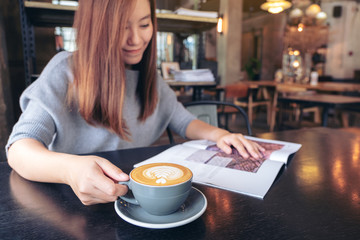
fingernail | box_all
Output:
[119,173,128,179]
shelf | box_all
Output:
[156,12,217,34]
[24,1,218,33]
[24,1,76,27]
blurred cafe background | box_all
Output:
[1,0,360,159]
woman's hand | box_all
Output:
[216,132,265,159]
[8,139,129,206]
[185,119,265,159]
[66,155,129,205]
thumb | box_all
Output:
[95,158,129,182]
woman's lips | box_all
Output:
[123,48,141,55]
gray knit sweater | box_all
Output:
[6,51,195,155]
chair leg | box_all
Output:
[294,105,301,121]
[269,90,279,132]
[248,91,253,125]
[341,112,349,128]
[313,108,321,124]
[231,113,236,122]
[278,103,284,130]
[266,102,271,125]
[248,107,253,125]
[297,107,304,128]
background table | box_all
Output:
[1,127,360,239]
[242,81,360,131]
[243,80,360,93]
[278,93,360,126]
[166,80,217,101]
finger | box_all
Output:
[237,136,264,159]
[75,183,113,205]
[95,157,129,182]
[114,183,129,196]
[94,184,128,201]
[252,142,266,158]
[78,160,127,199]
[79,181,128,205]
[254,141,266,152]
[218,134,250,158]
[78,189,115,205]
[228,138,250,159]
[91,170,129,198]
[216,139,233,154]
[81,194,116,205]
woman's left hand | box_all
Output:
[185,119,265,159]
[216,133,265,159]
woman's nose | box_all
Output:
[127,28,141,45]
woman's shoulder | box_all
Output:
[44,51,73,74]
[38,51,73,83]
[21,52,74,102]
[50,50,72,61]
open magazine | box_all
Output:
[135,136,302,199]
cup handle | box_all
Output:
[118,181,139,205]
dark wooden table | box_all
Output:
[278,93,360,126]
[1,127,360,239]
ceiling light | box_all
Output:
[261,0,292,14]
[289,8,304,19]
[305,4,321,18]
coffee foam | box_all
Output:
[131,163,192,186]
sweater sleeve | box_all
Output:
[6,101,56,149]
[5,52,72,156]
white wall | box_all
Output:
[322,0,360,79]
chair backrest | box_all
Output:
[185,104,218,127]
[183,101,252,135]
[224,83,249,100]
[166,100,252,144]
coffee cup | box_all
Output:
[118,163,193,216]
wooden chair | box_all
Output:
[166,100,252,144]
[224,83,271,126]
[337,91,360,127]
[274,85,321,129]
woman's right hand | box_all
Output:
[65,155,129,205]
[8,138,129,205]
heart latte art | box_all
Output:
[131,163,192,186]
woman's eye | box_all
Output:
[141,24,150,28]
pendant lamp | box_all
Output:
[260,0,292,14]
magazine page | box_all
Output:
[182,137,301,164]
[134,138,301,198]
[245,136,302,164]
[182,139,215,149]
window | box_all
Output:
[52,1,78,52]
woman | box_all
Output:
[6,0,264,205]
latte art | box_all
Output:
[131,163,192,186]
[143,166,184,184]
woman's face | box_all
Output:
[122,0,153,66]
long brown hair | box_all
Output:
[70,0,158,141]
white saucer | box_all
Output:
[114,187,207,229]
